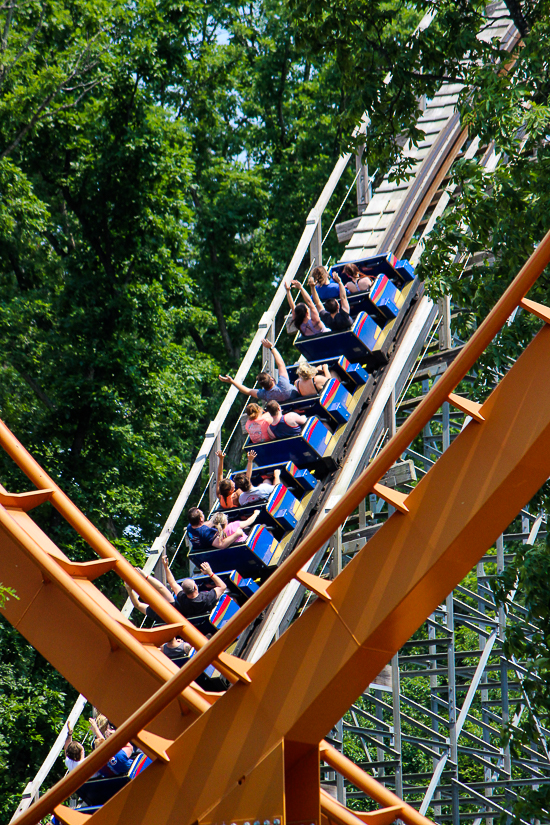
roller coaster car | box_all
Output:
[189,523,279,579]
[248,461,319,496]
[208,483,302,538]
[294,312,389,370]
[183,593,242,638]
[330,251,415,289]
[287,356,369,390]
[74,752,152,809]
[281,378,360,427]
[245,416,340,471]
[193,568,259,605]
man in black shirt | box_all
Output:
[124,557,227,624]
[311,272,353,332]
[174,563,227,619]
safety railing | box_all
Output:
[11,219,550,825]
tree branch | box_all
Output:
[7,361,57,410]
[502,0,530,38]
[0,5,44,89]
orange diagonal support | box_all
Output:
[321,791,402,825]
[16,311,550,825]
[320,741,432,825]
[0,427,247,685]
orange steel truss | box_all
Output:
[2,230,550,825]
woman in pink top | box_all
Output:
[245,403,273,443]
[212,510,260,544]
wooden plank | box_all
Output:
[335,217,361,244]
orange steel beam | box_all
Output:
[0,419,248,685]
[320,742,433,825]
[0,503,211,725]
[14,297,550,824]
[320,789,401,825]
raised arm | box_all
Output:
[140,571,176,604]
[291,280,315,310]
[273,468,281,486]
[215,449,225,495]
[64,723,74,755]
[261,339,288,379]
[240,509,260,529]
[161,555,182,596]
[200,562,227,599]
[89,717,104,744]
[218,375,259,399]
[333,273,350,313]
[291,280,322,326]
[123,582,148,616]
[246,449,257,481]
[285,281,296,313]
[308,277,324,312]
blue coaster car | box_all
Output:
[395,258,415,285]
[369,274,401,322]
[247,416,335,469]
[318,378,354,425]
[189,524,279,579]
[187,594,242,637]
[210,593,241,629]
[193,568,259,605]
[287,356,368,391]
[336,356,369,386]
[247,461,318,497]
[265,483,301,531]
[282,461,318,493]
[281,378,353,427]
[330,251,397,282]
[212,483,301,538]
[294,313,388,370]
[74,752,152,809]
[330,251,415,289]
